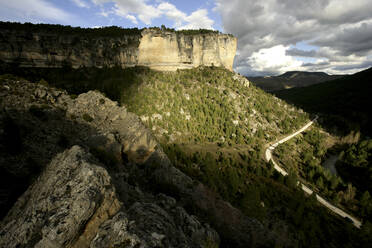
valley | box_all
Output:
[0,20,371,248]
[265,116,361,228]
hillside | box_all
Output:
[248,71,343,92]
[2,65,372,247]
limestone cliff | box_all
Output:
[0,22,237,71]
[137,29,236,71]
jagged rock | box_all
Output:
[233,73,250,87]
[0,79,221,247]
[91,193,219,248]
[0,145,220,248]
[125,199,219,247]
[0,78,285,247]
[67,90,158,164]
[90,212,142,248]
[0,146,121,248]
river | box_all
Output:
[322,154,339,176]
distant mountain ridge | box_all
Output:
[274,67,372,135]
[279,71,329,78]
[247,71,343,91]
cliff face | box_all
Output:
[137,29,236,71]
[0,26,237,71]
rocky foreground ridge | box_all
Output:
[0,22,237,71]
[0,77,280,247]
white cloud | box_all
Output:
[244,45,304,75]
[0,0,74,23]
[92,0,161,25]
[115,1,161,25]
[99,8,114,17]
[71,0,89,8]
[158,2,186,27]
[91,0,214,29]
[178,9,214,30]
[126,14,138,24]
[216,0,372,75]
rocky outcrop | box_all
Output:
[0,77,283,247]
[233,73,250,88]
[0,78,219,247]
[0,145,219,247]
[0,146,121,248]
[0,23,237,71]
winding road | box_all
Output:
[265,117,362,228]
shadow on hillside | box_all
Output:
[272,67,372,138]
[0,106,124,219]
[0,62,149,106]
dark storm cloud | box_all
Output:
[286,49,318,58]
[333,60,372,71]
[215,0,372,75]
[303,61,330,67]
[313,22,372,55]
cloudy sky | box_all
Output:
[1,0,372,76]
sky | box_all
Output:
[0,0,372,76]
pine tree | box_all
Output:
[316,177,324,190]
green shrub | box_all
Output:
[82,113,94,122]
[202,237,219,248]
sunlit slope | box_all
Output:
[121,66,310,147]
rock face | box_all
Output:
[0,23,237,71]
[0,146,121,248]
[0,77,283,247]
[0,146,219,248]
[137,29,236,71]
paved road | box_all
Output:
[264,117,362,228]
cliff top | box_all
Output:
[0,21,234,38]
